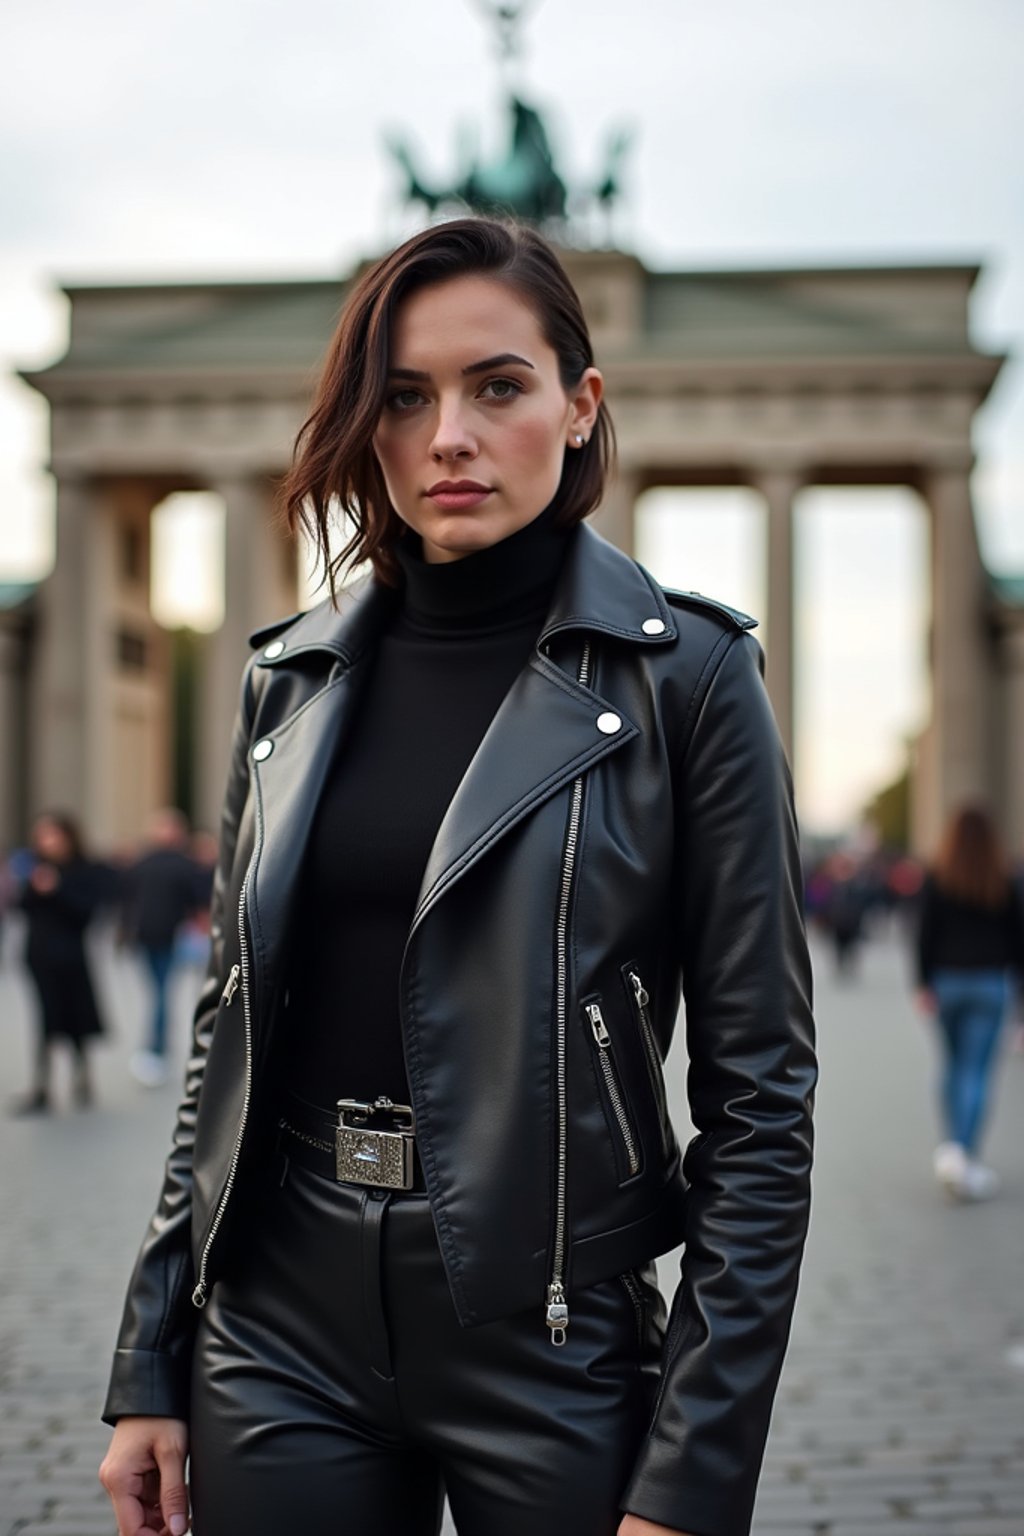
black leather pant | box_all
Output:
[189,1128,667,1535]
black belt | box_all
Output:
[275,1088,428,1193]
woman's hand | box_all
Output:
[99,1417,190,1536]
[618,1516,696,1536]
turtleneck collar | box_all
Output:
[392,501,572,635]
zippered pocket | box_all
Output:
[619,1268,647,1349]
[582,996,641,1182]
[622,963,670,1157]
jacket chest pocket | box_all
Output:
[580,995,643,1184]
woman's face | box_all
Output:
[34,817,71,862]
[372,274,602,563]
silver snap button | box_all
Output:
[641,617,666,636]
[252,738,274,761]
[596,712,622,735]
[263,639,285,659]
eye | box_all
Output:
[479,377,523,402]
[385,387,427,412]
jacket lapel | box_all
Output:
[410,524,677,928]
[247,665,366,993]
[243,523,678,963]
[244,576,397,992]
[411,650,636,930]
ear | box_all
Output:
[567,367,604,448]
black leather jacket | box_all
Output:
[103,523,816,1536]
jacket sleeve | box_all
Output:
[622,631,817,1536]
[101,658,260,1425]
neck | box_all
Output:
[394,504,571,635]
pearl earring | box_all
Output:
[575,433,585,446]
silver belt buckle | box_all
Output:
[335,1097,416,1190]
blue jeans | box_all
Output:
[931,969,1011,1153]
[141,945,176,1058]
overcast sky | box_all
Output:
[2,0,1021,834]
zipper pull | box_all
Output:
[191,1280,208,1309]
[221,963,241,1006]
[586,1001,610,1046]
[545,1281,569,1346]
[628,970,649,1009]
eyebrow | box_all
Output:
[387,353,536,381]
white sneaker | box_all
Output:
[933,1142,968,1196]
[960,1161,1000,1201]
[130,1050,168,1088]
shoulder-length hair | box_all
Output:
[279,218,615,597]
[932,803,1010,908]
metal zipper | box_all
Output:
[221,963,240,1006]
[278,1117,332,1155]
[545,639,591,1348]
[585,1001,639,1177]
[192,803,262,1309]
[620,1268,646,1347]
[627,967,670,1154]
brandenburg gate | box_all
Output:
[20,253,1022,854]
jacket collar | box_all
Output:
[536,522,676,649]
[249,523,677,672]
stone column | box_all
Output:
[920,463,992,853]
[592,466,638,556]
[81,482,123,847]
[197,476,299,832]
[30,476,169,850]
[753,468,801,766]
[30,474,92,824]
[0,607,32,848]
[997,625,1024,858]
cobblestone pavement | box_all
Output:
[1,916,1022,1535]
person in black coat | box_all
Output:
[120,808,202,1087]
[10,810,107,1114]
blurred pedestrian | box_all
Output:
[915,803,1024,1200]
[121,807,202,1087]
[823,852,869,978]
[172,828,217,974]
[8,810,107,1115]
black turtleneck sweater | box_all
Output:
[282,508,570,1107]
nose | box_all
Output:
[429,397,478,463]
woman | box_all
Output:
[916,803,1024,1200]
[10,810,106,1113]
[99,219,816,1536]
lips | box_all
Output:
[425,479,493,511]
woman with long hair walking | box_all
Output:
[917,803,1024,1199]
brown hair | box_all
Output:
[279,218,615,596]
[932,803,1010,908]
